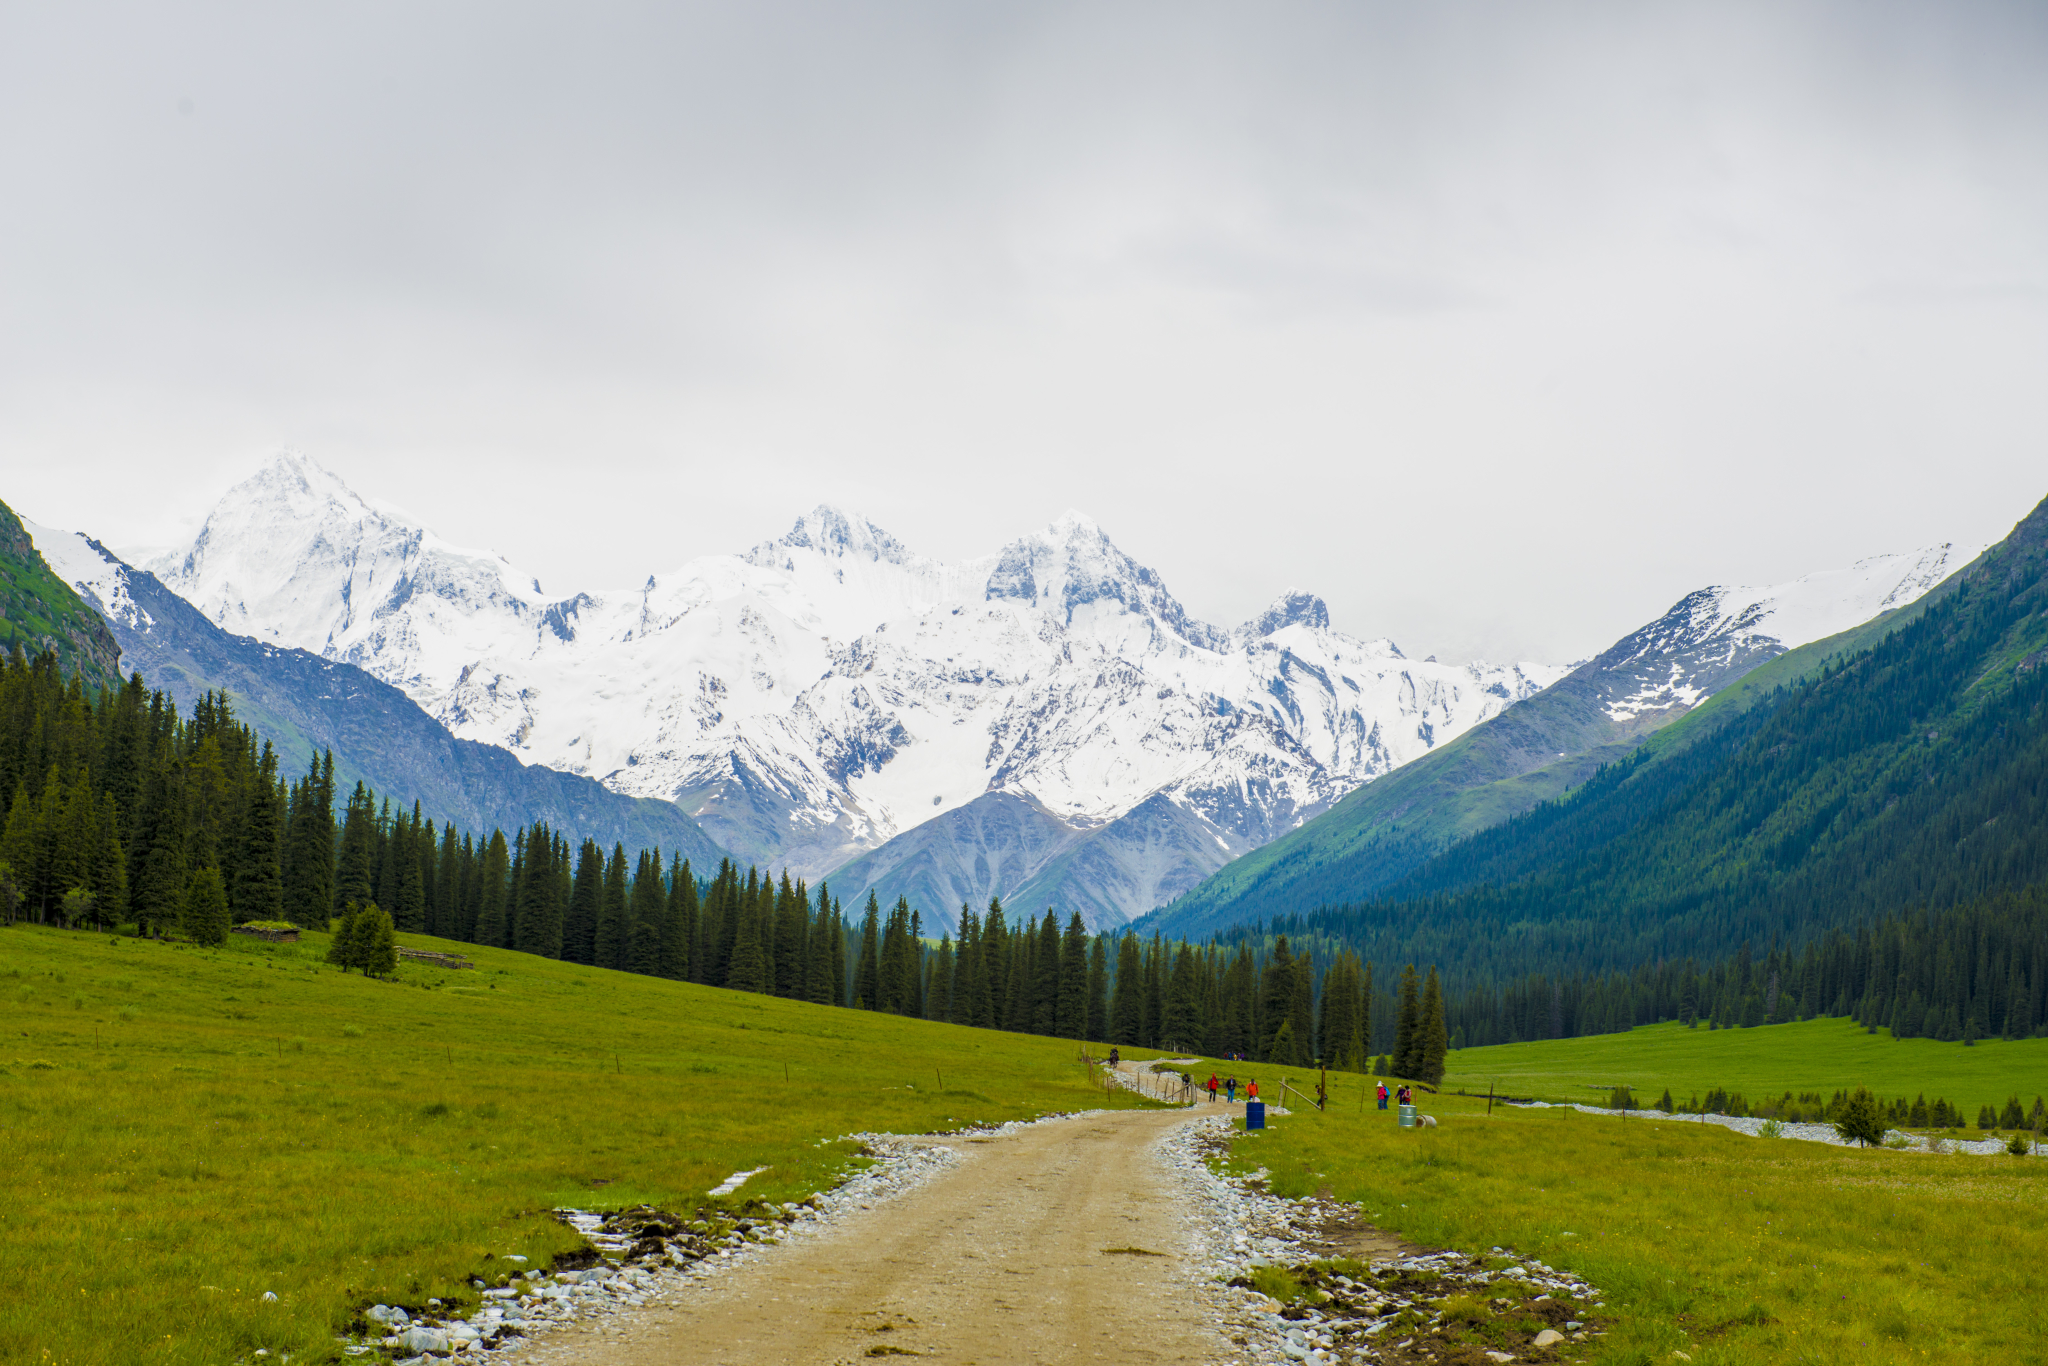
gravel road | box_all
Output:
[519,1107,1227,1366]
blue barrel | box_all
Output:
[1245,1100,1266,1130]
[1399,1103,1417,1128]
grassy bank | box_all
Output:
[0,923,1146,1366]
[1441,1018,2048,1111]
[1230,1084,2047,1365]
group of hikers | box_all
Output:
[1192,1071,1417,1111]
[1107,1049,1415,1115]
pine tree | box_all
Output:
[474,830,512,948]
[726,869,768,993]
[1259,937,1297,1062]
[628,849,665,975]
[562,839,603,964]
[853,893,881,1009]
[1084,936,1108,1044]
[663,856,695,980]
[181,865,229,946]
[1417,967,1448,1085]
[333,783,377,913]
[1393,965,1421,1078]
[592,843,628,969]
[1057,912,1089,1039]
[1835,1086,1886,1147]
[327,902,364,970]
[1110,933,1143,1045]
[358,902,398,978]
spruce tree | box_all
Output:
[474,830,512,948]
[1393,965,1421,1078]
[1835,1086,1886,1147]
[1056,912,1088,1039]
[1084,936,1108,1043]
[628,849,665,975]
[1258,937,1297,1061]
[592,843,628,969]
[358,903,398,978]
[326,902,363,970]
[562,839,603,964]
[854,892,881,1009]
[663,856,694,980]
[181,865,230,946]
[1418,967,1448,1085]
[726,873,768,993]
[1110,933,1143,1045]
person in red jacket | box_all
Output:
[1207,1073,1220,1103]
[1246,1079,1259,1102]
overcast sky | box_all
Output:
[3,2,2043,663]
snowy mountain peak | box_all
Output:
[752,505,914,568]
[982,513,1219,648]
[1242,589,1332,639]
[1593,539,1980,724]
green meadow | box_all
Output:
[1440,1018,2048,1112]
[0,924,1148,1366]
[1226,1078,2048,1366]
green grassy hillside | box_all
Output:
[1441,1017,2048,1112]
[0,923,1148,1366]
[0,497,120,691]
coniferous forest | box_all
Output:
[0,646,1437,1077]
[7,487,2047,1081]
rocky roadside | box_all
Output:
[1160,1117,1609,1365]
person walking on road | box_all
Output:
[1246,1079,1260,1103]
[1225,1075,1238,1103]
[1207,1074,1220,1103]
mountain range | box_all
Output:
[140,454,1568,928]
[15,452,1980,937]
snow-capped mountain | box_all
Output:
[148,455,1568,922]
[24,515,727,862]
[1589,545,1976,725]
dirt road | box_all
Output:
[521,1107,1226,1366]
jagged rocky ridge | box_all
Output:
[144,455,1566,929]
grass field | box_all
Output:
[0,923,1149,1366]
[1441,1018,2048,1113]
[1225,1079,2048,1366]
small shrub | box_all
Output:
[28,1059,56,1070]
[71,993,86,1010]
[2007,1132,2034,1157]
[116,1006,138,1021]
[288,1036,306,1052]
[340,1024,363,1039]
[1758,1118,1784,1138]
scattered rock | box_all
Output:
[1534,1326,1565,1346]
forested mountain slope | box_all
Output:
[1264,490,2048,984]
[0,499,121,692]
[1142,542,1972,940]
[22,520,725,863]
